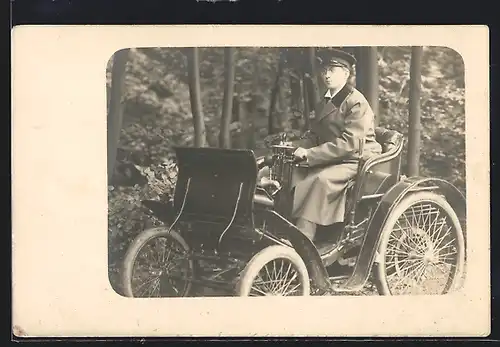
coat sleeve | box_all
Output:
[305,99,372,167]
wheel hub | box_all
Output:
[423,250,438,264]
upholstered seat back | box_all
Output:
[349,127,404,203]
[375,127,403,154]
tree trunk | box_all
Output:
[302,73,311,131]
[407,46,423,176]
[355,47,364,90]
[246,54,260,149]
[219,47,236,148]
[305,47,322,117]
[288,47,304,130]
[289,70,303,130]
[278,75,288,131]
[355,47,380,125]
[268,50,285,135]
[235,95,248,149]
[107,49,129,185]
[186,47,207,147]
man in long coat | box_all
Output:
[290,49,382,242]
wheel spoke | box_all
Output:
[381,197,464,296]
[406,263,428,295]
[272,261,287,293]
[253,274,272,293]
[430,219,447,245]
[135,275,160,296]
[264,263,273,288]
[160,238,168,264]
[411,205,417,228]
[434,259,456,269]
[386,256,422,273]
[245,252,307,297]
[395,220,419,250]
[283,282,301,296]
[281,262,292,289]
[250,286,269,296]
[150,278,161,297]
[433,233,455,253]
[436,249,457,259]
[389,261,426,294]
[414,263,429,287]
[387,260,421,280]
[386,244,413,257]
[265,264,279,293]
[128,230,193,298]
[280,272,298,295]
[258,275,272,291]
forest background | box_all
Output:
[106,46,465,295]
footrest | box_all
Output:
[314,241,337,255]
[342,245,361,259]
[326,262,353,277]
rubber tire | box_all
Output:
[236,245,310,296]
[121,226,194,298]
[373,191,466,296]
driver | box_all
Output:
[291,49,382,241]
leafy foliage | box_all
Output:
[107,46,465,294]
[378,46,465,191]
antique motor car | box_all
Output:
[120,127,466,297]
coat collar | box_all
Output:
[329,84,353,108]
[316,84,353,121]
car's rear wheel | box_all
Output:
[374,191,465,296]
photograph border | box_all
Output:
[12,24,490,337]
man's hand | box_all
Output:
[293,147,308,161]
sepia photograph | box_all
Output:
[12,25,489,337]
[107,45,467,298]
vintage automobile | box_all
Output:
[120,127,466,297]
